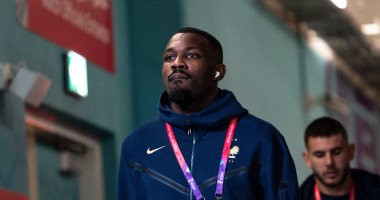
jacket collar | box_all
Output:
[158,89,248,129]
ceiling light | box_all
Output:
[307,30,334,61]
[330,0,347,9]
[361,23,380,35]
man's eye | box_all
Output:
[164,55,175,61]
[314,152,325,158]
[332,149,342,156]
[187,53,199,58]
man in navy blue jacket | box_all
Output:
[301,117,380,200]
[118,27,299,200]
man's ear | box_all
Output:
[302,151,312,168]
[214,64,226,81]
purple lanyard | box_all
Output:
[165,117,238,200]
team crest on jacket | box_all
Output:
[228,138,239,163]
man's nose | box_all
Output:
[171,56,186,70]
[325,153,335,166]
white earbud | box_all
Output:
[215,71,220,78]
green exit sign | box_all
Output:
[64,51,88,98]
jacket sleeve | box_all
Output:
[258,127,300,200]
[117,139,136,200]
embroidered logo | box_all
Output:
[146,146,166,155]
[229,146,240,159]
[229,138,239,163]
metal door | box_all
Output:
[26,112,104,200]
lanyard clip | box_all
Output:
[215,194,223,200]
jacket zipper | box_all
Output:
[187,114,195,200]
[189,130,196,200]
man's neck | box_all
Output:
[316,176,353,196]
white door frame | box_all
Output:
[25,112,105,200]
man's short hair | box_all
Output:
[304,116,348,148]
[175,27,223,64]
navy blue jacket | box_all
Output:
[118,90,299,200]
[300,169,380,200]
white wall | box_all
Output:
[181,0,328,183]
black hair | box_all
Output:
[304,116,348,148]
[175,27,223,64]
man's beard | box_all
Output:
[168,88,192,107]
[314,165,350,188]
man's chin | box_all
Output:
[322,180,340,188]
[168,88,191,107]
[315,173,343,188]
[320,176,345,188]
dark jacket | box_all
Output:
[118,90,299,200]
[300,168,380,200]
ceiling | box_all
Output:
[346,0,380,50]
[262,0,380,105]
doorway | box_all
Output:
[25,110,105,200]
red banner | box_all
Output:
[17,0,115,73]
[0,188,27,200]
